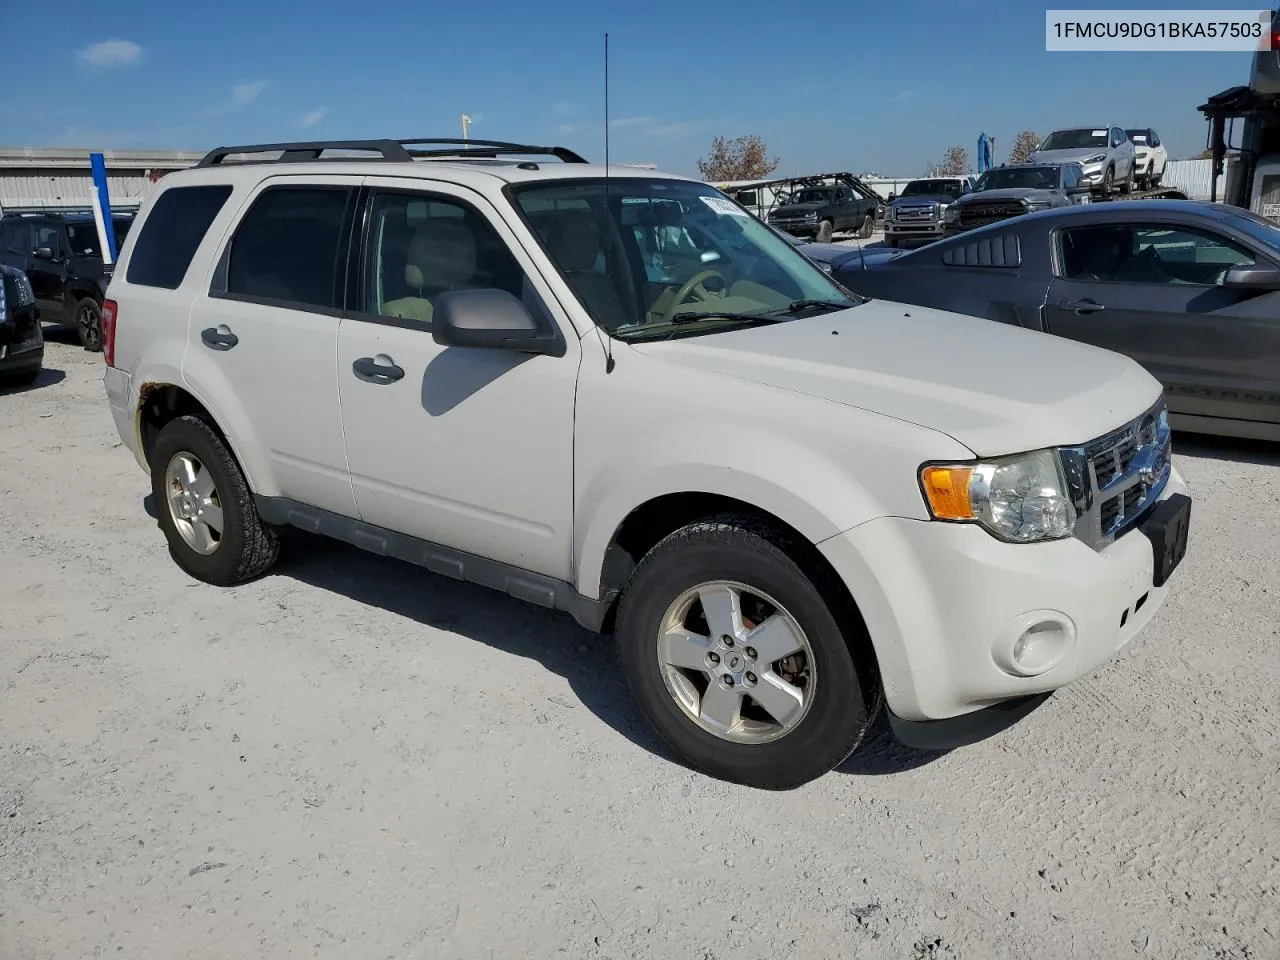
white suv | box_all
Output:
[102,137,1192,788]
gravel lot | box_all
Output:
[3,337,1278,960]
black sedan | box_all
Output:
[831,201,1280,442]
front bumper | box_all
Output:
[768,219,819,236]
[1078,160,1108,186]
[819,467,1189,724]
[884,220,945,237]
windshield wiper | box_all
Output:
[776,299,853,315]
[667,310,780,325]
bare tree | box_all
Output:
[697,135,780,181]
[936,145,970,176]
[1009,130,1039,165]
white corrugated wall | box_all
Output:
[0,169,160,212]
[1153,159,1214,200]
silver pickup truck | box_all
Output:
[882,177,975,247]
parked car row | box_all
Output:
[0,210,131,352]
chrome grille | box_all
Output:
[957,199,1027,228]
[1062,401,1171,549]
[895,204,937,222]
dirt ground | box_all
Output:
[2,337,1278,960]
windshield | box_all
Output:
[65,219,132,257]
[1224,210,1280,254]
[1125,129,1149,144]
[901,179,964,198]
[511,178,855,341]
[1040,129,1108,150]
[974,167,1060,191]
[790,188,833,205]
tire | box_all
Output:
[1150,166,1162,188]
[150,414,279,586]
[1119,165,1134,194]
[816,219,834,243]
[615,514,880,790]
[73,297,103,352]
[1098,166,1115,197]
[857,214,874,240]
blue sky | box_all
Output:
[0,0,1258,176]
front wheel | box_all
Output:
[616,516,879,789]
[74,297,103,352]
[816,219,834,243]
[150,415,280,586]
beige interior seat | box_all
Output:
[382,218,478,324]
[545,211,629,327]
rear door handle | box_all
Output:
[201,325,239,350]
[352,355,405,384]
[1063,298,1106,315]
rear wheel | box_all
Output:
[616,515,879,789]
[857,214,874,239]
[1150,165,1162,188]
[816,219,834,243]
[150,415,279,586]
[74,297,103,352]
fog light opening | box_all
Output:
[994,610,1076,678]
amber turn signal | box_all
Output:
[920,465,975,520]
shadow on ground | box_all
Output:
[1174,431,1280,467]
[258,528,945,783]
[1,367,66,394]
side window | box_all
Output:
[364,192,525,325]
[225,186,352,310]
[1059,224,1256,285]
[736,190,758,207]
[33,223,60,255]
[1150,130,1161,147]
[128,185,233,289]
[1,222,30,254]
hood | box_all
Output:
[628,304,1160,457]
[959,187,1053,202]
[770,202,826,217]
[1032,147,1107,164]
[891,193,957,206]
[793,240,864,267]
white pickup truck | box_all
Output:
[101,138,1191,788]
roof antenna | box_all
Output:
[601,32,616,373]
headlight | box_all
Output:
[944,205,959,223]
[804,211,818,220]
[1083,154,1106,164]
[1027,200,1052,210]
[883,206,895,221]
[920,450,1076,543]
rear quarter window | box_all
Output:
[126,184,234,289]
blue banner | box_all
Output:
[89,152,119,263]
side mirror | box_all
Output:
[1222,263,1280,290]
[887,192,897,201]
[1069,185,1092,195]
[431,288,560,354]
[33,247,55,261]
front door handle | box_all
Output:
[352,355,405,384]
[1063,298,1106,315]
[201,325,239,350]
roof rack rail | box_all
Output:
[196,138,587,168]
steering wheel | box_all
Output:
[660,270,728,324]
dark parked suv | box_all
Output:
[0,263,43,386]
[0,211,133,351]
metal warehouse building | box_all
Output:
[0,147,202,214]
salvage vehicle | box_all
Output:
[719,172,884,241]
[832,200,1280,442]
[104,137,1191,789]
[0,211,134,351]
[945,162,1091,233]
[1032,126,1138,195]
[883,176,975,248]
[1125,129,1168,189]
[767,178,879,241]
[0,263,43,387]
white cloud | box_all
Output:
[554,123,578,135]
[299,106,327,129]
[206,80,267,117]
[610,115,654,129]
[551,101,576,118]
[230,80,267,108]
[643,120,706,139]
[76,39,142,69]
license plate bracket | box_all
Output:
[1140,493,1191,588]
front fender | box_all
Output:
[572,402,965,600]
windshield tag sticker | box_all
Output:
[701,196,748,217]
[1091,129,1106,137]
